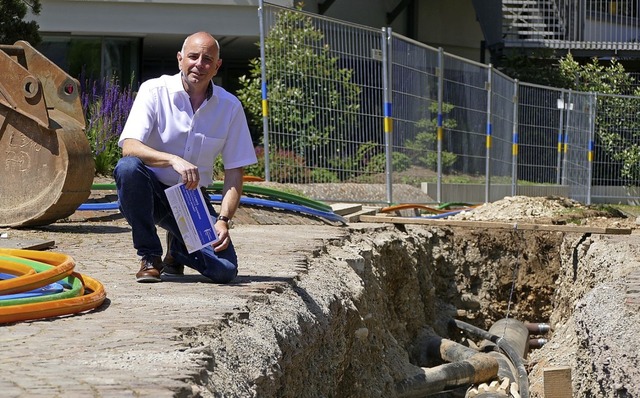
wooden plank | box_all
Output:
[0,238,55,250]
[358,215,632,235]
[330,203,363,216]
[344,207,378,223]
[543,366,573,398]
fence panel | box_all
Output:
[261,4,385,201]
[517,83,565,186]
[389,35,440,200]
[489,68,517,200]
[562,91,593,203]
[441,54,488,185]
[592,92,640,203]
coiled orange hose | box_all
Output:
[0,249,106,324]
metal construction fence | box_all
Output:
[258,1,640,205]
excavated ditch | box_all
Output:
[178,221,640,397]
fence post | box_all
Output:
[485,65,493,203]
[436,48,444,204]
[258,0,270,182]
[511,79,519,196]
[562,89,573,185]
[556,90,565,185]
[587,92,596,205]
[382,27,393,205]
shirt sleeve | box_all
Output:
[118,81,157,147]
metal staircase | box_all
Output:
[502,0,565,44]
[473,0,640,59]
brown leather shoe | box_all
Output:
[136,255,163,283]
[162,256,184,276]
[162,232,184,276]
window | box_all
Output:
[38,35,140,83]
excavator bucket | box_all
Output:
[0,41,95,227]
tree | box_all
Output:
[236,4,361,171]
[495,48,567,88]
[0,0,42,46]
[405,101,458,173]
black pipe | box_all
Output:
[395,354,499,398]
[425,336,517,383]
[425,336,483,363]
[484,318,530,359]
[449,318,530,398]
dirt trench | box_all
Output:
[170,221,640,398]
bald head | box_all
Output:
[181,32,221,58]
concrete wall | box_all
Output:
[421,183,571,204]
[302,0,409,36]
[421,182,640,205]
[27,0,294,69]
[416,0,486,62]
[302,0,486,63]
[31,0,293,37]
[28,0,487,80]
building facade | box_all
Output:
[27,0,486,88]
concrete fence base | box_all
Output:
[421,183,640,205]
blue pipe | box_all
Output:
[0,272,64,299]
[77,197,346,225]
[77,202,120,211]
[423,209,465,219]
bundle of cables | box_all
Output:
[0,249,106,324]
[82,181,347,225]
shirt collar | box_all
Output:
[176,72,214,100]
[206,80,213,100]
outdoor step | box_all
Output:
[504,0,555,5]
[507,22,561,28]
[508,30,561,37]
[504,14,548,19]
[504,0,539,5]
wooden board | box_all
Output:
[0,238,55,250]
[330,203,363,216]
[359,215,633,235]
[379,203,446,214]
[543,366,573,398]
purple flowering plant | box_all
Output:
[80,73,135,175]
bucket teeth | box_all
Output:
[466,377,513,397]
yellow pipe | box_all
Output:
[0,252,74,295]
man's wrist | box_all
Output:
[217,215,230,224]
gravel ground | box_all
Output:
[2,183,639,397]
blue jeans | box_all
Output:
[113,156,238,283]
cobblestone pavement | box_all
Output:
[0,208,345,398]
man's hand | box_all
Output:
[170,157,200,190]
[122,138,200,190]
[212,167,244,252]
[212,220,230,252]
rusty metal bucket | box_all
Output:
[0,41,94,227]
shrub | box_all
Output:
[405,101,458,172]
[366,152,411,174]
[236,3,361,170]
[310,168,339,183]
[214,146,313,183]
[80,74,135,175]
